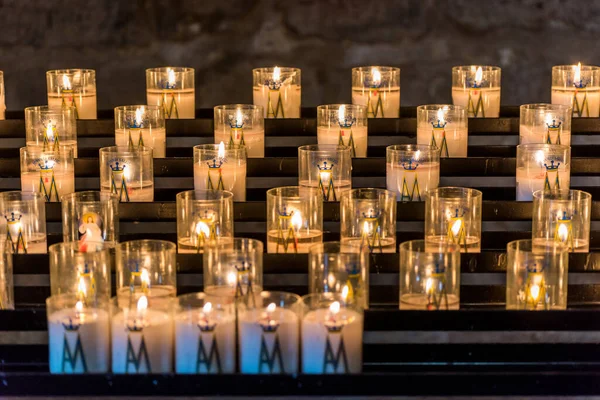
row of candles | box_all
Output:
[0,63,599,121]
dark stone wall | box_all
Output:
[3,0,599,111]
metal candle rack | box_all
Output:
[1,107,600,396]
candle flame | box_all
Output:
[266,302,276,313]
[77,277,87,297]
[545,113,555,126]
[167,68,176,87]
[529,283,540,303]
[135,107,144,126]
[203,302,212,314]
[362,220,371,235]
[535,150,545,165]
[273,66,281,82]
[137,295,148,312]
[451,218,462,237]
[140,268,150,288]
[75,300,84,312]
[371,67,381,86]
[475,66,483,85]
[338,104,346,124]
[414,150,421,161]
[425,277,433,293]
[341,285,349,300]
[235,109,244,127]
[329,301,340,315]
[227,271,237,286]
[557,223,569,243]
[291,211,303,231]
[46,122,54,141]
[196,221,210,238]
[436,108,445,125]
[218,141,225,159]
[574,62,582,83]
[62,74,71,90]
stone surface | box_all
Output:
[2,0,600,110]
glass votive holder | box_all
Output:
[506,239,568,310]
[520,104,572,146]
[399,240,461,310]
[99,146,154,202]
[49,242,111,304]
[146,67,195,119]
[298,144,352,202]
[551,63,600,118]
[47,293,110,374]
[301,293,363,374]
[0,191,47,254]
[452,65,501,118]
[61,191,119,250]
[308,242,369,309]
[174,292,236,374]
[0,243,14,309]
[0,71,6,120]
[25,106,78,157]
[115,240,177,306]
[214,104,264,158]
[267,186,323,254]
[111,294,174,374]
[416,105,468,158]
[387,144,440,201]
[46,69,97,119]
[20,145,75,202]
[425,187,482,253]
[203,238,263,306]
[317,104,368,158]
[193,143,247,201]
[532,189,591,253]
[516,143,571,201]
[340,188,396,253]
[114,105,166,158]
[238,291,301,374]
[253,67,301,119]
[351,66,400,118]
[176,190,234,254]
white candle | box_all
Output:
[239,303,299,374]
[302,301,363,374]
[317,105,368,158]
[266,209,323,253]
[516,162,571,201]
[147,68,195,119]
[194,142,247,201]
[2,211,47,254]
[47,74,97,119]
[101,158,154,202]
[552,63,600,118]
[115,107,166,158]
[386,160,440,201]
[351,67,400,118]
[452,67,500,118]
[175,302,236,374]
[520,114,571,146]
[26,121,78,158]
[112,296,173,374]
[416,108,468,158]
[21,159,75,202]
[253,66,301,119]
[48,301,110,374]
[214,109,265,158]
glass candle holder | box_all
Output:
[301,293,363,374]
[99,146,154,202]
[520,104,572,146]
[193,143,247,201]
[111,294,174,374]
[351,66,400,118]
[238,291,301,375]
[387,144,440,201]
[506,239,568,310]
[532,189,591,253]
[452,65,501,118]
[25,106,78,157]
[46,69,97,119]
[308,242,369,309]
[146,67,195,119]
[175,292,236,374]
[214,104,265,158]
[176,190,234,254]
[115,240,177,306]
[298,144,352,202]
[551,63,600,118]
[203,238,263,306]
[253,67,301,119]
[317,104,368,158]
[0,71,6,120]
[516,143,571,201]
[0,243,13,309]
[399,240,461,310]
[340,188,396,254]
[114,105,166,158]
[20,145,75,202]
[0,191,47,254]
[416,105,468,158]
[47,294,110,374]
[267,186,323,254]
[425,187,482,253]
[61,191,119,250]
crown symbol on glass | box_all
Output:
[547,119,562,130]
[365,76,383,89]
[362,208,381,221]
[402,159,419,171]
[278,206,294,218]
[265,78,283,91]
[126,318,145,332]
[5,212,21,223]
[324,319,345,333]
[338,115,356,129]
[558,211,573,221]
[453,208,466,218]
[127,116,144,129]
[62,317,81,332]
[317,161,334,171]
[544,160,560,171]
[110,161,126,172]
[39,160,54,170]
[81,262,92,276]
[574,78,587,89]
[346,262,360,276]
[432,262,446,275]
[162,79,176,90]
[432,118,447,129]
[234,260,251,273]
[259,318,280,333]
[228,115,245,129]
[128,260,140,273]
[197,319,217,333]
[207,158,224,169]
[526,262,545,274]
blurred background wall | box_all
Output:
[2,0,600,110]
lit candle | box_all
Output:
[351,66,400,118]
[302,300,363,374]
[115,106,167,158]
[267,205,323,254]
[99,146,155,202]
[194,142,247,201]
[175,301,236,374]
[552,62,600,118]
[112,295,173,374]
[20,149,75,202]
[46,69,97,119]
[521,264,546,310]
[386,146,440,201]
[515,146,571,201]
[416,105,468,158]
[146,67,195,119]
[238,301,300,374]
[253,66,301,119]
[451,66,501,118]
[317,105,368,158]
[214,105,265,158]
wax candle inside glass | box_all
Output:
[516,144,571,201]
[214,105,265,158]
[20,146,75,202]
[386,144,440,201]
[194,142,247,201]
[146,67,195,119]
[99,146,154,202]
[551,63,600,118]
[115,105,166,158]
[416,105,468,158]
[0,191,47,254]
[452,66,501,118]
[47,69,97,119]
[520,104,573,146]
[298,144,352,202]
[317,104,368,158]
[351,66,400,118]
[253,67,301,119]
[25,106,78,157]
